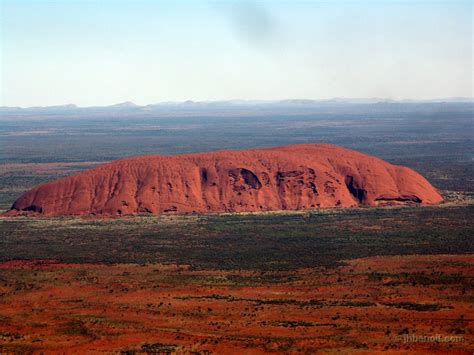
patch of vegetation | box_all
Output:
[401,272,470,286]
[0,343,39,354]
[260,320,338,328]
[56,320,94,337]
[383,302,448,312]
[0,332,24,341]
[0,205,472,270]
[177,295,376,308]
[121,343,177,354]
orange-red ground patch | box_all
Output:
[0,255,472,353]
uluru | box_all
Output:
[7,144,443,216]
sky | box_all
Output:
[0,0,472,107]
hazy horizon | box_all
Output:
[2,96,474,109]
[1,0,472,107]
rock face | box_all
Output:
[8,144,443,216]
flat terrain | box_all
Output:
[0,205,472,353]
[0,255,472,353]
[0,103,472,352]
[0,205,472,269]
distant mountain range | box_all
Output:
[1,98,472,119]
[1,98,473,112]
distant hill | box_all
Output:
[1,98,472,120]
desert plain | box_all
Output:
[0,102,472,353]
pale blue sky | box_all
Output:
[1,0,472,107]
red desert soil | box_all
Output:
[7,144,443,216]
[0,255,471,354]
